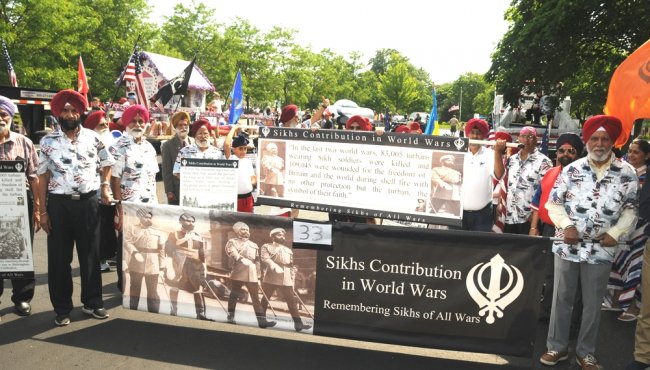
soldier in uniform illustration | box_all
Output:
[260,228,311,332]
[430,154,462,216]
[224,222,276,328]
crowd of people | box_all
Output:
[2,88,650,369]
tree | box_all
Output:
[487,0,650,117]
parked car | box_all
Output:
[408,112,429,123]
[327,99,374,121]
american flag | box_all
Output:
[123,50,148,109]
[2,41,17,87]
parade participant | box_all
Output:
[172,118,223,178]
[541,115,638,370]
[449,115,459,136]
[627,162,650,370]
[345,115,372,131]
[499,126,552,234]
[260,142,284,198]
[528,133,583,321]
[0,95,40,317]
[84,110,116,272]
[161,111,193,205]
[279,98,329,128]
[207,92,223,114]
[108,104,159,292]
[460,118,505,231]
[37,89,114,326]
[224,222,276,328]
[225,126,256,213]
[606,139,650,321]
[260,228,311,332]
[124,208,164,313]
[165,213,211,320]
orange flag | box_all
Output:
[604,39,650,147]
[77,55,89,108]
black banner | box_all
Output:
[313,223,548,357]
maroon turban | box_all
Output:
[345,115,372,131]
[395,125,411,133]
[83,110,106,130]
[465,118,489,138]
[190,118,213,137]
[109,120,124,132]
[50,89,87,118]
[280,105,298,124]
[493,131,513,142]
[408,121,423,134]
[582,115,622,142]
[121,104,150,127]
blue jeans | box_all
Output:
[461,203,493,232]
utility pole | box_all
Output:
[459,86,463,122]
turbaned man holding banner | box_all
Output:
[0,95,40,318]
[541,115,638,370]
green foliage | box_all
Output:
[487,0,650,117]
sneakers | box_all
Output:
[54,314,71,326]
[540,350,568,366]
[100,261,111,272]
[82,306,109,319]
[576,354,603,370]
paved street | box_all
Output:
[0,180,638,369]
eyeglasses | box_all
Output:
[519,134,536,140]
[557,148,577,155]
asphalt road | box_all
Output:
[0,180,638,369]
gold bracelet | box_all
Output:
[530,228,537,230]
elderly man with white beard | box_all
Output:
[172,118,224,179]
[106,104,159,292]
[541,115,639,370]
[161,111,193,205]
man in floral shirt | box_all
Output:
[37,90,115,326]
[541,116,638,370]
[500,126,552,234]
[108,104,159,292]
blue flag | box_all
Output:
[424,88,438,135]
[540,124,550,155]
[228,70,243,124]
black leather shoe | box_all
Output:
[14,302,31,316]
[294,322,312,332]
[258,319,276,328]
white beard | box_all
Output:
[177,131,188,140]
[587,146,612,162]
[128,128,144,139]
[197,140,210,149]
[0,123,7,134]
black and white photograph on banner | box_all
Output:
[257,128,468,226]
[121,202,315,333]
[429,152,465,218]
[314,223,549,357]
[0,160,34,278]
[179,158,238,210]
[259,140,286,198]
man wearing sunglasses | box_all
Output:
[498,126,552,235]
[528,133,584,322]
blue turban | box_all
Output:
[0,95,16,117]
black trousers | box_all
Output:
[0,190,36,304]
[47,194,103,315]
[261,283,301,320]
[98,203,117,260]
[129,271,160,313]
[228,280,263,316]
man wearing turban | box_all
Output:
[430,154,463,216]
[459,118,506,231]
[0,95,41,318]
[37,90,115,326]
[106,104,159,292]
[541,115,638,369]
[161,111,193,205]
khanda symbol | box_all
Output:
[454,137,466,151]
[466,254,524,324]
[261,126,270,137]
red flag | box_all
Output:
[604,39,650,147]
[77,55,89,108]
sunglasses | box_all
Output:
[349,124,361,130]
[557,148,577,155]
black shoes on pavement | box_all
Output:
[14,301,31,316]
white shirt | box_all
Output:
[462,146,496,210]
[237,157,255,194]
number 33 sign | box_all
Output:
[292,221,332,246]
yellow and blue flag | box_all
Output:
[424,88,438,135]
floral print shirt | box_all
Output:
[37,128,115,194]
[549,156,638,264]
[109,134,159,203]
[505,149,552,224]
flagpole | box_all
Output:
[110,35,141,105]
[459,86,463,122]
